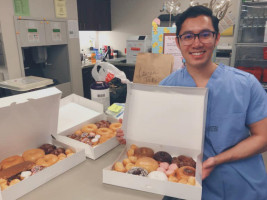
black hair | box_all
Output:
[175,6,219,37]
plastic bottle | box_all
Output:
[90,47,96,64]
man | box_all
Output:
[117,5,267,200]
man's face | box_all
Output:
[176,15,220,68]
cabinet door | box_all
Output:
[77,0,111,31]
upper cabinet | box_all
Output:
[77,0,111,31]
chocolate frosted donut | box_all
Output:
[153,151,172,164]
[127,167,148,177]
[172,155,196,168]
[39,144,56,154]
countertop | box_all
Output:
[82,58,135,69]
[19,145,163,200]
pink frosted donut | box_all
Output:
[159,162,169,170]
[169,163,178,171]
[157,167,166,173]
[166,169,175,176]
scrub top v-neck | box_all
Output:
[160,63,267,200]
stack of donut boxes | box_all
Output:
[0,87,119,200]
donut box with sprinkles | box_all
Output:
[54,94,120,160]
[103,83,208,200]
[0,88,86,200]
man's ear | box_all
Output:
[175,37,181,50]
[215,33,221,47]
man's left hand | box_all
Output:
[202,157,217,180]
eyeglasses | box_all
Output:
[178,30,217,46]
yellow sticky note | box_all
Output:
[221,26,234,36]
[108,104,122,113]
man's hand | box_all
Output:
[202,157,217,180]
[116,128,126,144]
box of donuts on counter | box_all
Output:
[103,83,208,200]
[0,87,86,200]
[54,94,120,160]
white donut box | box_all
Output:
[103,83,208,200]
[55,93,120,160]
[0,87,86,200]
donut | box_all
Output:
[153,151,172,164]
[39,144,56,154]
[147,171,168,181]
[113,162,126,173]
[31,165,45,175]
[109,123,122,132]
[0,161,35,179]
[130,144,138,150]
[135,157,158,173]
[58,153,67,160]
[168,175,179,182]
[74,130,83,136]
[65,149,74,155]
[22,149,45,163]
[95,120,111,128]
[51,148,65,156]
[128,156,137,164]
[134,147,154,158]
[96,128,114,137]
[81,124,98,133]
[123,158,131,166]
[172,155,196,168]
[36,154,58,167]
[125,163,135,171]
[177,166,196,180]
[20,171,32,180]
[9,179,20,186]
[127,148,135,157]
[127,167,148,176]
[0,155,24,170]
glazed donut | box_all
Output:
[0,155,24,170]
[58,153,67,160]
[134,147,154,158]
[36,154,58,167]
[22,149,45,163]
[125,163,135,171]
[109,123,122,132]
[177,166,196,180]
[96,128,113,137]
[135,157,159,173]
[75,130,83,136]
[65,149,74,155]
[81,124,98,133]
[153,151,172,164]
[113,162,126,173]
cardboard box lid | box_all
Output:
[0,87,61,160]
[123,83,208,151]
[57,94,104,133]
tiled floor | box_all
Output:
[262,152,267,171]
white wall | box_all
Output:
[98,0,238,55]
[0,0,83,96]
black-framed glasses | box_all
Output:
[178,30,217,46]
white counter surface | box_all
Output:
[18,145,163,200]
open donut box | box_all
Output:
[54,94,120,160]
[0,87,86,200]
[103,83,208,200]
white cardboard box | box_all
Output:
[0,87,86,200]
[55,94,120,160]
[103,83,208,200]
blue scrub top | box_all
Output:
[160,63,267,200]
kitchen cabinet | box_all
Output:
[77,0,111,31]
[231,0,267,90]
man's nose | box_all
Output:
[192,35,202,46]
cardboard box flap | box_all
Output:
[123,83,208,151]
[0,87,61,160]
[57,94,103,133]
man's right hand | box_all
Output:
[116,128,126,144]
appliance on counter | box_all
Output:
[126,35,151,64]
